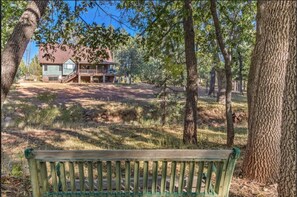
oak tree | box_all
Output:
[242,0,293,183]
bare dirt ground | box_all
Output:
[1,82,277,197]
[6,82,209,105]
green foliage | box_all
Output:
[59,105,84,123]
[34,1,129,63]
[163,94,184,124]
[26,106,60,126]
[1,0,28,51]
[11,163,23,177]
[15,60,27,80]
[28,55,42,78]
[117,1,186,86]
[114,37,144,81]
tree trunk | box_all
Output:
[216,68,226,103]
[225,63,234,147]
[205,78,209,94]
[237,51,243,95]
[210,0,234,146]
[182,0,198,144]
[278,2,296,196]
[242,1,292,184]
[208,67,216,96]
[1,0,49,106]
[161,81,167,126]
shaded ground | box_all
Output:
[5,82,210,106]
[1,82,276,197]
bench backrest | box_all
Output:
[25,148,240,197]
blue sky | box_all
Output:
[23,1,137,65]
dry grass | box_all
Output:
[1,82,277,197]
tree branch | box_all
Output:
[94,1,137,32]
[210,0,231,63]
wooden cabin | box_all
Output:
[39,45,117,83]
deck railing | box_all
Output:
[79,69,107,74]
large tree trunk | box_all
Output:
[216,68,226,103]
[1,0,49,106]
[237,51,243,95]
[210,0,234,146]
[183,0,198,144]
[278,2,296,196]
[208,67,216,96]
[242,1,292,184]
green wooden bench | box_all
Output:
[25,148,240,197]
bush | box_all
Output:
[11,163,23,177]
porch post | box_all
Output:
[90,76,93,83]
[78,75,81,83]
[103,75,106,83]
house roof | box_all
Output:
[39,44,115,65]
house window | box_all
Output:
[49,77,58,81]
[65,63,74,69]
[44,65,48,71]
[59,65,62,71]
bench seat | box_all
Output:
[25,148,240,197]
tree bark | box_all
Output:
[237,51,243,95]
[183,0,198,144]
[1,0,49,106]
[210,0,234,146]
[242,1,292,184]
[216,68,226,103]
[208,67,216,96]
[278,1,296,196]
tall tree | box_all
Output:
[28,55,42,77]
[183,0,198,144]
[242,1,293,183]
[210,0,234,146]
[1,0,49,106]
[278,1,297,196]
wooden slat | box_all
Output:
[218,160,228,195]
[28,159,40,197]
[36,161,42,192]
[169,161,176,193]
[222,157,237,195]
[39,161,49,193]
[87,162,94,191]
[134,161,140,192]
[178,161,186,193]
[116,161,121,191]
[196,161,204,193]
[78,162,85,191]
[125,161,130,192]
[107,161,112,191]
[68,162,75,192]
[59,162,67,191]
[187,161,195,193]
[214,162,226,193]
[31,149,233,161]
[152,161,158,193]
[143,161,149,193]
[205,162,214,193]
[161,161,167,194]
[50,162,58,192]
[97,161,103,191]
